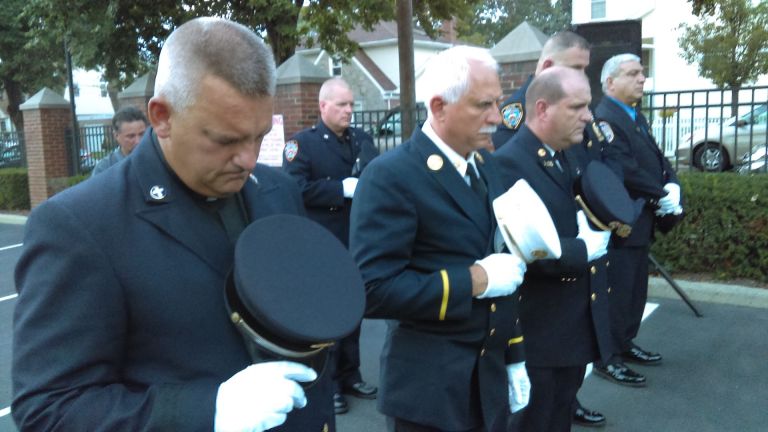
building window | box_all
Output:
[331,57,342,76]
[641,49,653,78]
[591,0,606,19]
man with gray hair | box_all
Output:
[13,17,334,431]
[350,45,529,431]
[592,53,683,388]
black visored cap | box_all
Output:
[574,161,643,238]
[225,214,365,359]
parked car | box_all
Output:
[676,104,768,172]
[370,103,428,153]
[0,144,23,169]
[737,145,768,174]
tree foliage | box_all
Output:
[689,0,718,16]
[456,0,572,47]
[0,0,68,131]
[678,0,768,111]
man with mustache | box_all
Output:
[283,77,379,415]
[350,45,529,432]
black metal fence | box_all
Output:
[0,130,25,169]
[66,124,117,175]
[351,104,428,154]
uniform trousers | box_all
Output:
[520,365,586,432]
[332,325,363,389]
[606,245,650,356]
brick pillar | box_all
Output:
[19,88,73,207]
[499,60,537,97]
[274,54,330,139]
[118,71,156,118]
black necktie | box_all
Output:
[468,165,487,201]
[554,151,571,183]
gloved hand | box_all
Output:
[474,253,526,299]
[656,183,683,216]
[576,211,611,262]
[214,361,317,432]
[507,361,530,413]
[342,177,358,198]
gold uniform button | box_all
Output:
[490,303,497,312]
[490,328,496,336]
[590,266,597,274]
[591,293,597,301]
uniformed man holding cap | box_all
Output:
[351,45,529,432]
[494,67,618,432]
[282,77,379,414]
[13,17,339,432]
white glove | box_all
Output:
[576,211,610,262]
[342,177,358,198]
[656,183,683,216]
[507,362,530,413]
[475,253,526,299]
[214,361,317,432]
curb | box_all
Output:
[0,214,28,225]
[649,276,768,310]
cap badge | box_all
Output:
[149,185,166,200]
[427,154,444,171]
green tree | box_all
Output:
[0,0,67,131]
[22,0,481,113]
[457,0,572,47]
[678,0,768,113]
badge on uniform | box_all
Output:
[284,140,299,162]
[501,103,524,130]
[598,121,615,143]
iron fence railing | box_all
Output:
[66,124,117,175]
[0,130,25,169]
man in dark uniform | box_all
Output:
[350,45,530,432]
[12,17,337,432]
[494,67,614,432]
[283,77,379,414]
[593,53,683,387]
[493,30,609,427]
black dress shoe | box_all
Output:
[573,406,606,427]
[622,346,663,365]
[342,381,378,400]
[334,393,349,415]
[593,362,646,387]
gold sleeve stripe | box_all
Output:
[508,336,524,346]
[439,269,450,321]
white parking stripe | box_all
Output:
[585,302,659,378]
[0,406,9,418]
[0,294,18,302]
[0,243,22,252]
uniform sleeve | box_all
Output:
[282,136,345,209]
[601,122,666,200]
[349,161,473,322]
[12,201,218,432]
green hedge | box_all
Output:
[651,172,768,283]
[0,168,30,210]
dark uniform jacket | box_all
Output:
[282,120,378,246]
[349,128,525,431]
[493,125,614,367]
[12,131,335,432]
[596,97,681,247]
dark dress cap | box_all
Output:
[574,161,645,238]
[225,214,365,377]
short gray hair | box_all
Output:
[154,17,276,112]
[421,45,499,107]
[318,77,351,102]
[600,53,641,92]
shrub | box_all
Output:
[0,168,30,210]
[652,172,768,283]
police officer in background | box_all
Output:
[593,53,683,387]
[282,77,379,415]
[492,30,609,427]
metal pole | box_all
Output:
[65,40,80,175]
[648,253,703,317]
[396,0,416,140]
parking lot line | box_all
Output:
[0,243,22,252]
[0,294,17,302]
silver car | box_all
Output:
[676,104,768,172]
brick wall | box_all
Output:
[275,82,322,139]
[23,107,72,207]
[499,60,537,97]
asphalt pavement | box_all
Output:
[1,213,767,432]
